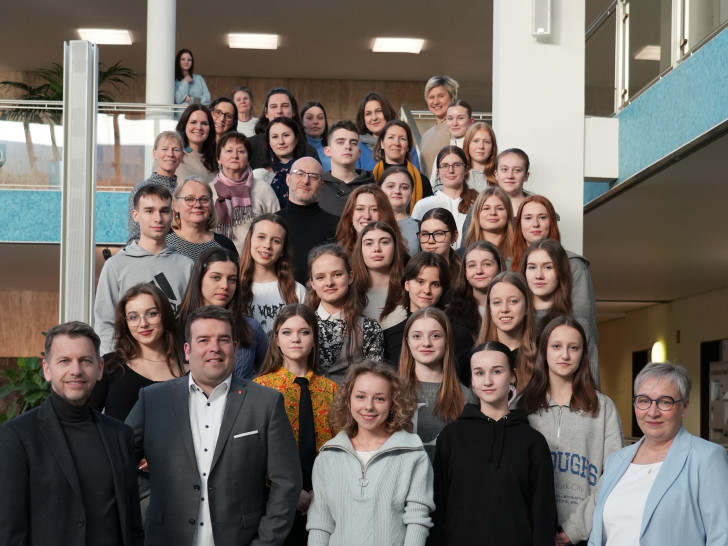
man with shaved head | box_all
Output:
[276,157,339,283]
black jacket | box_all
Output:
[430,405,557,545]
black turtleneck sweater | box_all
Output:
[276,201,340,284]
[51,391,123,546]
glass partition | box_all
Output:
[0,101,184,190]
[586,6,617,116]
[686,0,728,54]
[628,0,673,99]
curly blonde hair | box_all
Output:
[330,360,416,436]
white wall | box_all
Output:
[493,0,585,252]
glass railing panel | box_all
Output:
[0,101,184,190]
[586,7,617,116]
[628,0,672,99]
[685,0,728,56]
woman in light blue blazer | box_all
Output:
[589,363,728,546]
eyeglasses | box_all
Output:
[211,108,235,121]
[438,162,465,171]
[178,195,211,206]
[126,310,162,325]
[290,169,323,183]
[418,230,452,243]
[633,395,683,411]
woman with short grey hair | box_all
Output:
[589,362,728,545]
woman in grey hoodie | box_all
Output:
[519,316,623,546]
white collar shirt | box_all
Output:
[188,373,232,546]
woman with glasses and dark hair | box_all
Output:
[168,176,237,262]
[174,48,210,105]
[589,363,728,545]
[418,208,462,284]
[209,131,279,255]
[208,97,237,144]
[90,283,187,520]
[91,284,186,420]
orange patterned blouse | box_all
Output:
[254,367,337,452]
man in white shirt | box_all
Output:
[126,306,301,545]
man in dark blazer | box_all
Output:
[126,305,302,546]
[0,321,144,546]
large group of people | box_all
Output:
[1,55,726,546]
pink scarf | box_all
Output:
[214,167,254,239]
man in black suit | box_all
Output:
[126,305,301,545]
[0,321,143,546]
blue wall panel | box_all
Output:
[618,26,728,183]
[0,190,129,244]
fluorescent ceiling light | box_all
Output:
[228,33,278,49]
[634,45,660,61]
[78,29,132,45]
[372,37,424,54]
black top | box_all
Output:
[89,352,158,421]
[51,391,123,546]
[429,405,557,545]
[276,202,339,284]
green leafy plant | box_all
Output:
[0,356,50,424]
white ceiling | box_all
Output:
[0,0,494,110]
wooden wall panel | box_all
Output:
[0,290,58,357]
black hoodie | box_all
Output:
[429,404,557,545]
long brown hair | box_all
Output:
[330,360,416,436]
[399,308,465,422]
[305,244,365,363]
[239,214,299,313]
[112,284,185,376]
[518,315,599,416]
[446,241,505,339]
[476,271,537,388]
[520,239,572,337]
[351,221,406,321]
[464,186,515,257]
[463,122,498,184]
[177,247,254,347]
[511,194,561,272]
[435,145,478,214]
[257,303,319,376]
[335,184,407,258]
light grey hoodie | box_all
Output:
[527,391,624,543]
[94,242,193,354]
